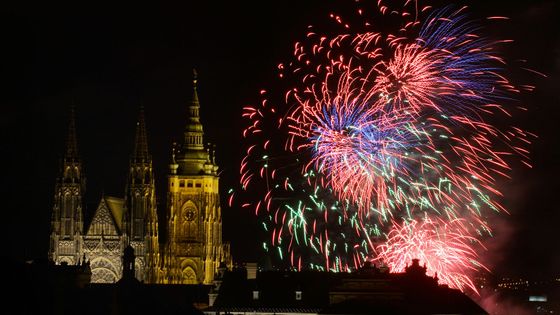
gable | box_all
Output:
[86,196,123,236]
[105,196,124,231]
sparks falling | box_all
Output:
[236,0,535,293]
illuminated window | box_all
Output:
[295,290,302,300]
[252,290,259,300]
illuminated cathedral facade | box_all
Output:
[48,73,231,284]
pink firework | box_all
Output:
[375,217,487,293]
[235,0,537,286]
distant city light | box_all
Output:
[529,295,547,302]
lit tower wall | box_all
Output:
[49,106,85,265]
[164,70,228,284]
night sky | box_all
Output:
[1,1,558,279]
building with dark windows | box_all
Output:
[206,259,489,315]
[48,71,231,284]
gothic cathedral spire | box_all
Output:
[65,105,79,161]
[164,70,231,284]
[132,106,150,163]
[123,106,160,282]
[49,104,85,265]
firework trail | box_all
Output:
[236,0,534,292]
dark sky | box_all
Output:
[1,1,558,279]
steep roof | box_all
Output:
[86,196,124,236]
[104,196,124,231]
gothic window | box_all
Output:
[181,202,198,239]
[90,257,119,283]
[92,268,118,283]
[134,220,143,239]
[182,267,197,284]
[134,199,144,219]
[133,198,145,239]
[64,167,71,182]
[64,220,72,237]
[64,196,72,218]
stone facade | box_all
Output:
[48,73,230,284]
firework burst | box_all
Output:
[374,217,487,293]
[236,0,534,292]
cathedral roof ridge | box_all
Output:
[103,195,124,202]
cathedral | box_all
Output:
[48,72,231,284]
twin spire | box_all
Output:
[63,69,206,171]
[132,106,150,163]
[64,104,150,164]
[64,105,79,161]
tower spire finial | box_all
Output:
[132,105,150,162]
[192,68,199,105]
[65,103,79,160]
[182,68,203,152]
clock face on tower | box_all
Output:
[185,208,196,221]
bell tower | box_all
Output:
[164,70,229,284]
[49,105,85,265]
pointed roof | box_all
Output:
[132,106,150,163]
[86,196,124,236]
[192,68,200,106]
[65,104,79,160]
[105,196,125,231]
[183,68,204,151]
[175,68,211,175]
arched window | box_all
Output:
[133,197,145,239]
[182,267,197,284]
[181,201,198,240]
[90,257,119,283]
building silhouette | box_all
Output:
[206,259,489,315]
[48,71,231,284]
